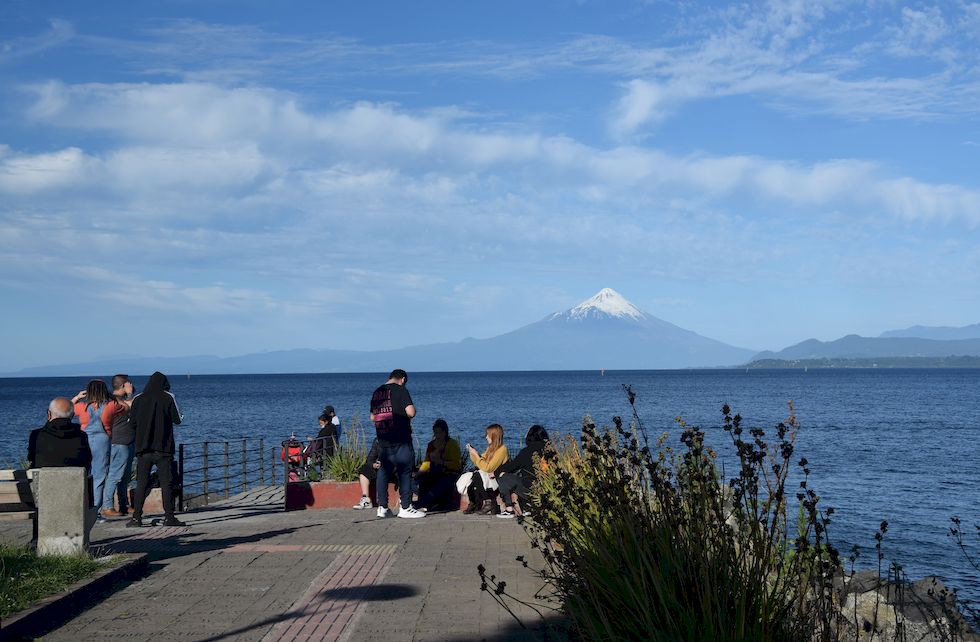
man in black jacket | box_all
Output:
[127,371,184,528]
[27,398,93,469]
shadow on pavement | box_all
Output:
[195,612,295,642]
[176,505,284,525]
[446,613,578,641]
[318,582,420,601]
[92,524,317,562]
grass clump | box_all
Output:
[519,388,840,641]
[0,544,105,619]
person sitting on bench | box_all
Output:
[28,397,92,470]
[493,424,549,519]
[414,419,462,511]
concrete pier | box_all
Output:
[0,486,561,641]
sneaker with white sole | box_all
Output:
[353,496,372,510]
[496,511,516,519]
[397,506,426,519]
[376,507,391,518]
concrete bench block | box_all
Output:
[35,467,93,556]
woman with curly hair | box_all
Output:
[71,379,113,513]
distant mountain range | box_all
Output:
[752,334,980,361]
[879,323,980,341]
[752,332,980,363]
[7,289,980,377]
[4,288,755,376]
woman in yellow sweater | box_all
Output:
[463,424,509,515]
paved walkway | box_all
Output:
[0,488,565,641]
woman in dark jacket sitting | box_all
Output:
[492,424,549,518]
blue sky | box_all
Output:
[2,1,979,371]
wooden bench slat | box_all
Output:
[0,510,36,521]
[0,489,29,501]
[0,469,37,481]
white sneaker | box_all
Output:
[397,506,426,519]
[376,507,391,518]
[496,511,516,519]
[353,496,372,510]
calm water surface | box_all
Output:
[1,369,978,602]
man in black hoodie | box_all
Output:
[27,397,93,469]
[127,372,184,527]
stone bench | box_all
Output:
[1,467,94,556]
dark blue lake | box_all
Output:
[2,369,978,603]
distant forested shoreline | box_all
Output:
[745,356,980,369]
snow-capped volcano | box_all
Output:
[559,287,646,321]
[13,286,756,373]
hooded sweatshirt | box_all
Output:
[131,371,182,455]
[495,438,548,482]
[27,417,93,469]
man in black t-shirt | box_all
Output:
[370,369,425,519]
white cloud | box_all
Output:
[6,82,980,232]
[598,2,980,136]
[0,19,74,64]
[610,80,668,139]
[886,7,949,57]
[0,146,95,193]
[67,266,281,315]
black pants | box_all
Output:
[467,472,494,506]
[133,451,174,518]
[416,473,457,510]
[496,474,530,508]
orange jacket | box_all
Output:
[73,401,111,438]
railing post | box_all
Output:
[178,443,185,513]
[224,442,230,498]
[259,438,265,486]
[203,442,209,504]
[241,438,247,493]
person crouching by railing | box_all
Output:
[413,419,462,512]
[460,424,509,515]
[305,412,338,466]
[492,424,549,519]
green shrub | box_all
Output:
[321,417,368,483]
[523,392,840,641]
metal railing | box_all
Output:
[177,438,281,511]
[175,433,534,511]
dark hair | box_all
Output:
[432,418,449,437]
[86,379,112,406]
[322,405,335,418]
[389,369,408,383]
[318,413,330,423]
[526,424,549,444]
[111,374,130,392]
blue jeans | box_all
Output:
[85,428,111,509]
[376,442,414,510]
[104,443,135,511]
